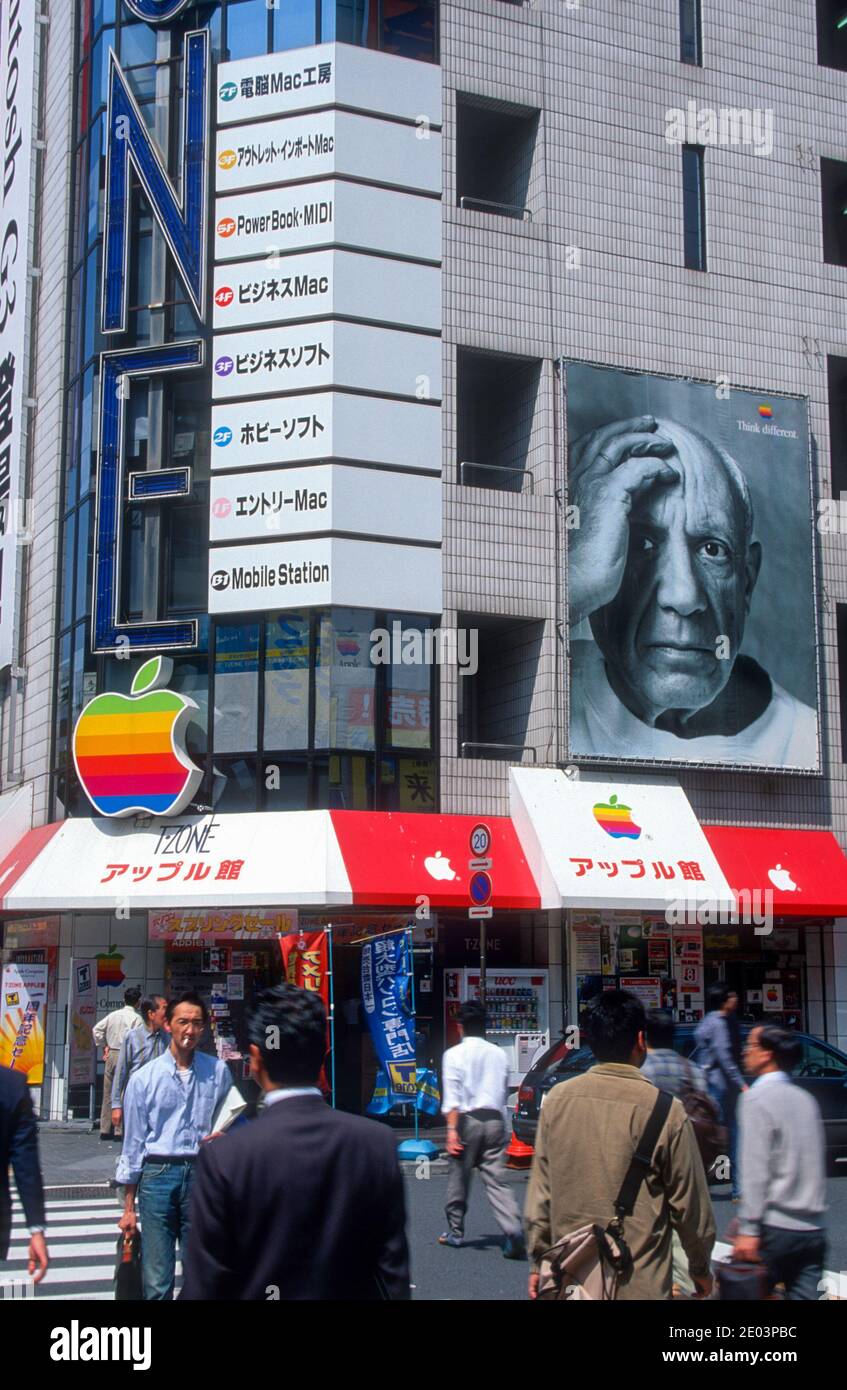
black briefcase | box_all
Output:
[716,1258,771,1300]
[114,1230,143,1300]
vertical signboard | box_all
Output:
[0,1,37,669]
[211,43,443,617]
[68,958,97,1087]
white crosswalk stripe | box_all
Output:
[3,1194,182,1301]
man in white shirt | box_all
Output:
[92,986,143,1140]
[439,1001,525,1258]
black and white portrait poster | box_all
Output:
[566,362,820,772]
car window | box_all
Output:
[554,1045,596,1077]
[797,1039,847,1079]
[531,1037,576,1081]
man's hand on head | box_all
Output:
[568,415,677,625]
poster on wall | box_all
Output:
[565,361,819,771]
[622,977,662,1011]
[672,926,704,1021]
[573,915,602,973]
[68,959,97,1087]
[0,963,48,1084]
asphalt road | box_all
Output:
[404,1166,847,1300]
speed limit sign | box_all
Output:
[469,823,491,857]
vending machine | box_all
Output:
[443,967,550,1086]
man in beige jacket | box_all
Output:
[524,990,715,1300]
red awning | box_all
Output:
[702,825,847,917]
[329,810,541,909]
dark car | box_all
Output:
[512,1025,847,1162]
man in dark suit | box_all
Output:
[180,984,410,1301]
[0,1068,48,1283]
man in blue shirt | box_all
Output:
[117,991,232,1300]
[110,994,169,1133]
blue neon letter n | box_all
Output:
[102,29,208,333]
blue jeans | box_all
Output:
[138,1160,195,1300]
[761,1226,826,1301]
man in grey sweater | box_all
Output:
[733,1025,826,1300]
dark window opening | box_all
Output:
[679,0,702,65]
[457,349,542,492]
[456,93,539,219]
[458,614,544,760]
[827,356,847,498]
[817,0,847,70]
[821,157,847,266]
[838,604,847,760]
[682,144,706,271]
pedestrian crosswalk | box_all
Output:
[2,1192,182,1301]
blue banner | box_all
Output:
[361,931,417,1107]
[366,1065,441,1117]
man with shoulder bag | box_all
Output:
[524,991,716,1300]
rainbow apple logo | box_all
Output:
[593,794,641,840]
[73,656,203,817]
[96,946,125,989]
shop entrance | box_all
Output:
[712,959,804,1030]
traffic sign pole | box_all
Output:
[468,824,493,1006]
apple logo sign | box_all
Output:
[424,851,457,882]
[768,863,798,892]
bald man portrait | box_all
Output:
[567,413,818,767]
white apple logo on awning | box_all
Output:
[424,851,458,882]
[767,864,798,892]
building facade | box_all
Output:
[2,0,847,1119]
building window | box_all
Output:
[457,349,542,492]
[821,157,847,267]
[682,144,706,270]
[456,93,539,219]
[817,0,847,70]
[838,605,847,760]
[679,0,702,65]
[827,356,847,498]
[458,615,544,761]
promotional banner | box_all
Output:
[565,361,819,771]
[279,928,329,1002]
[0,962,48,1083]
[150,909,298,941]
[67,959,97,1087]
[0,2,37,668]
[361,930,416,1105]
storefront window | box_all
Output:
[382,0,437,61]
[61,512,76,632]
[379,753,436,811]
[75,501,92,619]
[263,758,309,810]
[384,613,432,750]
[214,756,260,810]
[314,753,374,810]
[214,622,260,753]
[314,607,376,751]
[87,116,105,248]
[264,613,310,750]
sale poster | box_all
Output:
[622,977,662,1010]
[0,963,48,1084]
[573,923,602,973]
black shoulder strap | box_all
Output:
[614,1089,674,1219]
